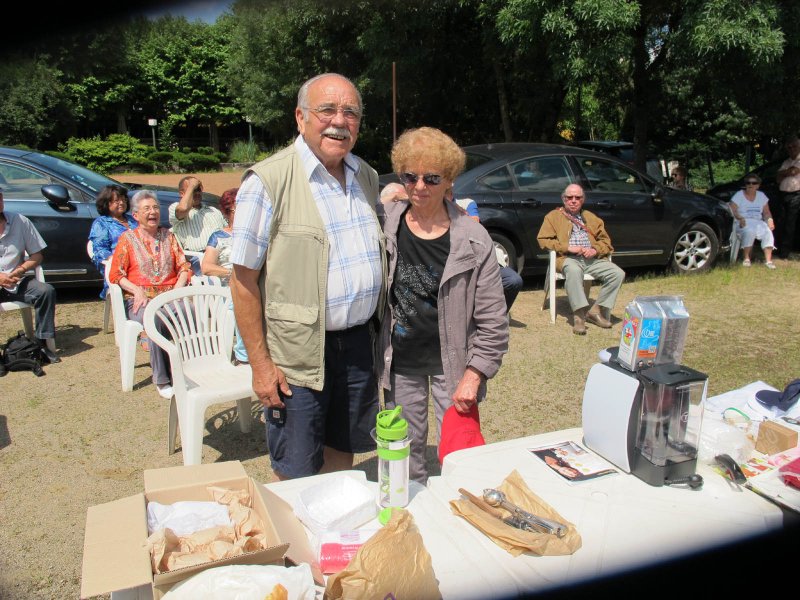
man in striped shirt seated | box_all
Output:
[168,175,226,275]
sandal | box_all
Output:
[742,259,751,267]
[765,261,776,269]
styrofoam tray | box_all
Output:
[293,475,376,535]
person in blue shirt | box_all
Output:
[88,184,137,299]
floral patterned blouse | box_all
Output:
[108,227,191,300]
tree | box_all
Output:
[132,15,240,151]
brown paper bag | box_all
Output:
[324,509,441,600]
[449,469,582,556]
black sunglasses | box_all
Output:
[399,172,443,186]
[745,181,759,185]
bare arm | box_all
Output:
[174,177,200,220]
[201,246,231,278]
[230,264,291,408]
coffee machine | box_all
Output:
[582,296,708,488]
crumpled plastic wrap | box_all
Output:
[325,509,441,600]
[147,486,268,574]
[449,469,582,557]
[162,563,316,600]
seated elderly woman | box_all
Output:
[108,190,191,399]
[88,184,137,299]
[730,173,776,268]
[379,126,509,485]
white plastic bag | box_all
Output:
[698,415,755,465]
[162,563,316,600]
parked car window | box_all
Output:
[476,166,514,191]
[512,156,572,192]
[0,162,55,199]
[578,157,647,193]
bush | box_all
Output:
[45,150,72,162]
[61,134,151,174]
[185,152,221,171]
[228,139,259,163]
[197,146,214,155]
[120,157,156,173]
[181,146,192,154]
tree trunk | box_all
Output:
[492,57,514,142]
[209,122,220,152]
[116,109,128,134]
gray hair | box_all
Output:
[130,189,158,213]
[297,73,363,122]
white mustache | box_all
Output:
[322,127,350,139]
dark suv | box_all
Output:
[0,146,218,288]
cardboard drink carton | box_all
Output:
[80,461,320,599]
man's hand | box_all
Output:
[451,367,484,413]
[582,246,598,258]
[0,271,21,288]
[251,359,292,409]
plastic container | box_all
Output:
[616,295,689,371]
[371,406,411,509]
[293,476,376,536]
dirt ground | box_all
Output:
[1,171,799,599]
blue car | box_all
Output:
[0,146,219,288]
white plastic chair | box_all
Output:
[191,274,222,286]
[0,263,56,351]
[107,283,144,392]
[143,285,255,466]
[541,250,598,324]
[86,240,112,334]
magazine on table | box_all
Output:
[528,440,619,483]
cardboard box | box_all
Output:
[755,420,799,455]
[81,461,320,599]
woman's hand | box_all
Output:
[452,367,485,413]
[131,286,149,313]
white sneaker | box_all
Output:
[156,384,173,399]
[742,259,751,267]
[765,261,776,269]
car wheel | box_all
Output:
[671,222,719,273]
[490,233,519,272]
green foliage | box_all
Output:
[197,146,214,155]
[121,157,156,173]
[185,152,221,171]
[0,58,69,148]
[61,133,151,174]
[228,139,259,163]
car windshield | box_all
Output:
[25,152,124,194]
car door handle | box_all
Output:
[519,198,542,207]
[594,200,612,209]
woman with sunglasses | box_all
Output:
[730,174,776,268]
[378,127,509,485]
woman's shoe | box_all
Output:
[742,259,751,267]
[156,384,173,399]
[765,261,776,269]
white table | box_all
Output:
[110,428,786,600]
[427,427,785,597]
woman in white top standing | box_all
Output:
[729,173,776,268]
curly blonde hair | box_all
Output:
[391,127,466,182]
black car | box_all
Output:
[0,146,219,288]
[380,142,733,276]
[574,140,667,183]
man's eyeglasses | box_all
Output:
[745,181,759,185]
[399,172,443,186]
[304,105,362,122]
[563,195,584,200]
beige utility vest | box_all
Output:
[246,144,384,390]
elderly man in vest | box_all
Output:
[537,183,625,335]
[230,73,386,480]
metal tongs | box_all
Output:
[483,488,567,538]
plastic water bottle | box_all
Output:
[372,406,411,508]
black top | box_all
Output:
[391,209,450,375]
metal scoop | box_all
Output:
[483,488,567,537]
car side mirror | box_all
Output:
[41,184,75,211]
[651,184,665,204]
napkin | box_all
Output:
[449,469,581,556]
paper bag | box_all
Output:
[324,509,441,600]
[449,469,582,556]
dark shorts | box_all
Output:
[266,323,378,478]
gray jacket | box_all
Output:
[378,199,509,400]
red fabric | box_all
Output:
[779,457,800,490]
[438,404,486,465]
